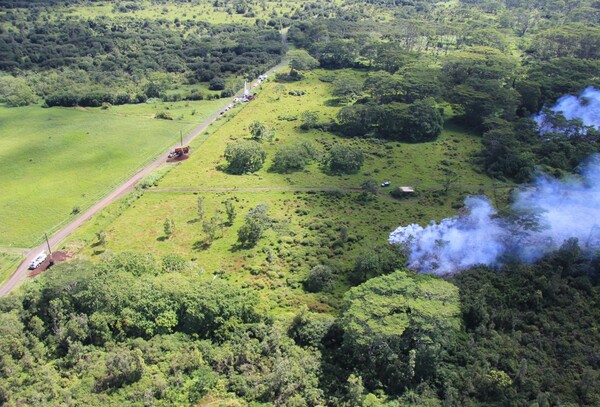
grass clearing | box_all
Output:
[160,69,496,191]
[63,68,511,312]
[0,98,227,247]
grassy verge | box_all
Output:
[0,252,24,284]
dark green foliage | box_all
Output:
[2,1,600,405]
[100,347,145,389]
[208,77,226,91]
[224,140,266,174]
[288,49,319,76]
[450,246,600,406]
[339,271,461,395]
[477,118,600,181]
[155,111,173,120]
[304,265,335,293]
[352,244,405,283]
[337,103,380,137]
[443,46,519,127]
[405,98,444,141]
[524,57,600,112]
[530,23,600,60]
[289,306,335,348]
[0,18,283,77]
[327,144,364,174]
[337,98,442,141]
[313,39,358,68]
[331,74,364,102]
[271,141,317,173]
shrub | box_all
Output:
[224,141,266,174]
[305,265,334,293]
[209,77,226,90]
[271,141,317,173]
[155,111,173,120]
[328,145,364,174]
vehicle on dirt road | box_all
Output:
[168,146,190,159]
[28,251,47,269]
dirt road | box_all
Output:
[0,57,290,297]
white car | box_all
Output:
[28,251,47,270]
[381,181,391,187]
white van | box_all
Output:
[29,251,47,270]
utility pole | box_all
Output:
[44,233,54,266]
[180,130,183,147]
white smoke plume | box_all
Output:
[389,155,600,275]
[533,87,600,134]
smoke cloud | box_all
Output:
[389,155,600,275]
[533,87,600,134]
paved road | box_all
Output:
[0,56,290,297]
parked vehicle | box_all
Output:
[168,146,190,158]
[29,251,47,269]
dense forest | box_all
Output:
[1,0,600,405]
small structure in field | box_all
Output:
[391,186,416,199]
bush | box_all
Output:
[304,265,334,293]
[220,89,235,98]
[155,111,173,120]
[224,141,266,174]
[162,254,187,273]
[271,141,317,173]
[45,93,79,107]
[209,77,226,90]
[328,145,364,174]
[186,91,204,101]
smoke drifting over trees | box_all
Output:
[534,86,600,135]
[389,155,600,274]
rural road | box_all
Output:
[0,55,291,297]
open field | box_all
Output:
[63,68,511,312]
[0,97,229,247]
[4,0,394,28]
[159,69,496,190]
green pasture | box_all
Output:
[160,69,495,191]
[63,68,511,312]
[51,0,393,28]
[68,187,474,311]
[0,98,227,247]
[59,0,301,26]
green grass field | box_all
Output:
[58,0,301,26]
[0,97,229,247]
[63,68,511,312]
[43,0,393,28]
